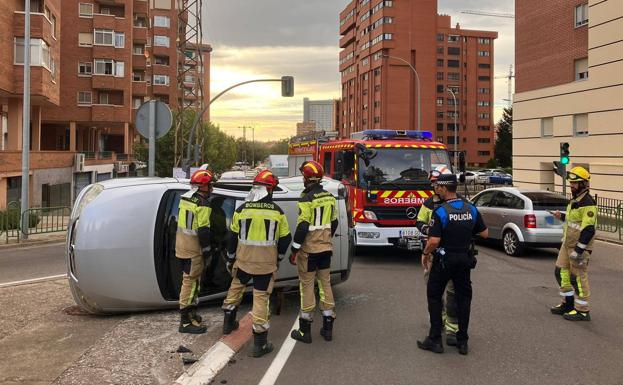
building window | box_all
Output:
[436,33,444,42]
[437,59,444,67]
[448,111,459,119]
[374,116,380,123]
[374,101,381,108]
[94,29,114,45]
[436,46,444,54]
[478,138,491,143]
[436,123,444,131]
[153,35,170,47]
[133,44,144,55]
[78,61,92,75]
[436,72,444,80]
[372,51,384,61]
[575,3,588,27]
[477,51,490,57]
[374,85,381,92]
[154,56,169,65]
[478,88,490,94]
[448,86,459,94]
[448,73,460,81]
[153,74,169,85]
[447,47,460,55]
[133,97,143,109]
[447,35,459,43]
[77,91,92,105]
[14,38,51,68]
[478,113,490,119]
[361,57,369,66]
[540,117,554,137]
[478,125,491,131]
[477,101,490,106]
[447,98,459,106]
[447,60,460,67]
[78,32,93,46]
[374,68,381,76]
[436,97,444,106]
[478,38,491,44]
[154,15,170,28]
[478,63,490,69]
[575,57,588,81]
[478,151,491,156]
[99,92,109,105]
[50,14,57,38]
[436,111,444,118]
[115,61,124,77]
[478,76,491,81]
[79,2,93,17]
[93,59,114,75]
[573,113,589,136]
[437,85,444,93]
[132,72,144,81]
[114,32,125,48]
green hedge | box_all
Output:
[0,209,40,231]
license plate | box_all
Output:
[399,228,421,237]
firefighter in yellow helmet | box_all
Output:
[550,166,596,321]
[176,169,215,334]
[415,165,459,346]
[290,160,339,343]
[222,169,292,358]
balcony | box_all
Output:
[92,75,126,90]
[91,104,128,122]
[152,84,171,95]
[132,54,146,68]
[13,12,54,42]
[93,13,116,29]
[152,45,171,57]
[133,0,148,14]
[0,151,75,174]
[133,27,148,42]
[340,28,356,49]
[83,151,134,166]
[132,81,147,95]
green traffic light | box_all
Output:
[561,157,570,165]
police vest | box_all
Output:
[436,200,477,253]
[176,191,211,259]
[298,186,337,254]
[231,200,290,274]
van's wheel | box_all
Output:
[503,230,522,256]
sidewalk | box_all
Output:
[596,229,623,246]
[0,231,66,250]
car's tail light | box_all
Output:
[524,214,537,229]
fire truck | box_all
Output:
[288,130,452,250]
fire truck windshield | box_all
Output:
[358,148,451,189]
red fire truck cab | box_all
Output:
[289,130,452,250]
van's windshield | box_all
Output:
[358,148,451,189]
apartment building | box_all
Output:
[303,98,337,131]
[338,0,497,166]
[513,0,623,199]
[0,0,211,209]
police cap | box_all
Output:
[435,173,458,186]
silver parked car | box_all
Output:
[67,177,354,314]
[470,188,569,256]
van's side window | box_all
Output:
[324,152,332,178]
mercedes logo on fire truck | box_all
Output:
[406,207,418,220]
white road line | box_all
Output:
[0,274,67,288]
[258,317,300,385]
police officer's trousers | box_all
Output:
[179,254,203,309]
[424,270,458,336]
[427,253,472,342]
[555,246,591,312]
[222,267,275,333]
[297,250,335,320]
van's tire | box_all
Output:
[502,230,522,256]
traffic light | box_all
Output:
[560,142,570,165]
[281,76,294,97]
[553,161,566,178]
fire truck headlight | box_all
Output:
[358,231,380,239]
[363,210,377,220]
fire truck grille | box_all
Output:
[367,206,419,221]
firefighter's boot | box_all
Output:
[252,331,274,358]
[179,308,207,334]
[189,306,202,324]
[222,308,239,335]
[291,318,312,344]
[563,310,591,321]
[320,316,334,342]
[550,296,574,315]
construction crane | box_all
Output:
[495,65,515,107]
[460,10,515,18]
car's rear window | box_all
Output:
[523,192,569,210]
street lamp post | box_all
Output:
[21,0,32,239]
[447,88,458,171]
[383,55,421,132]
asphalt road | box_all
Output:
[215,241,623,385]
[0,243,66,284]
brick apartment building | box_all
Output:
[0,0,210,209]
[513,0,623,199]
[338,0,497,166]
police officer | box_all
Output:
[221,169,292,358]
[550,166,596,321]
[415,165,459,347]
[417,174,488,355]
[290,160,339,343]
[176,169,215,334]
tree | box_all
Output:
[494,107,513,168]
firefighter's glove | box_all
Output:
[420,225,429,236]
[570,250,585,267]
[289,249,298,266]
[225,253,236,276]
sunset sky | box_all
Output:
[205,0,515,141]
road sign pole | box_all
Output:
[20,1,32,239]
[148,100,156,177]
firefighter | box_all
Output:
[221,169,292,358]
[290,160,339,343]
[550,166,596,321]
[415,165,459,347]
[176,169,215,334]
[417,174,488,355]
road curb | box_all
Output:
[0,237,65,251]
[596,237,623,246]
[173,312,254,385]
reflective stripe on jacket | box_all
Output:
[563,190,597,252]
[296,185,338,254]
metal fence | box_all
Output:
[1,202,71,243]
[1,201,21,244]
[594,196,623,237]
